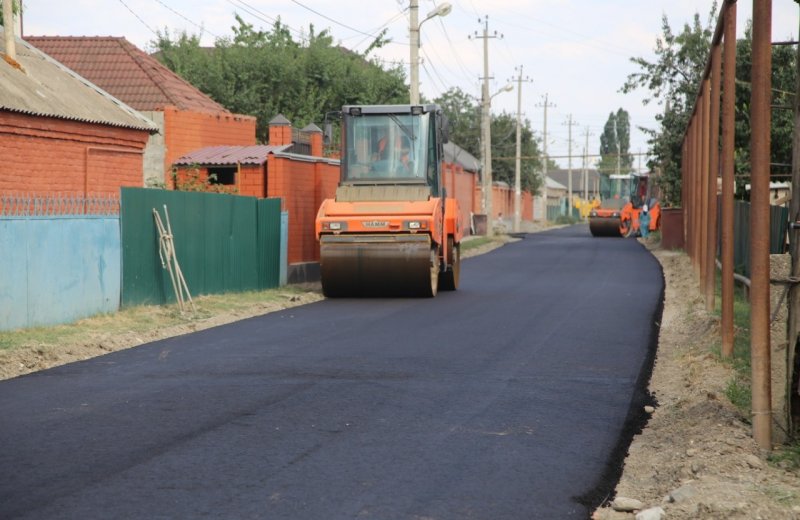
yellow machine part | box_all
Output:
[319,233,438,297]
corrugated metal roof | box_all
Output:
[25,36,228,114]
[0,29,157,132]
[174,145,293,166]
[444,142,480,172]
[548,168,601,192]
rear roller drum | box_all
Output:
[439,237,460,291]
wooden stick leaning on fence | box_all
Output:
[153,205,195,313]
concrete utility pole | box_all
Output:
[583,127,593,205]
[473,16,501,234]
[409,1,451,105]
[563,114,579,214]
[614,117,621,194]
[537,94,555,221]
[511,66,532,233]
[3,0,16,60]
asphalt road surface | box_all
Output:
[0,225,664,519]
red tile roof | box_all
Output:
[25,36,228,114]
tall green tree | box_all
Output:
[598,109,633,175]
[623,5,797,205]
[153,16,407,142]
[491,112,543,194]
[433,87,482,156]
[733,22,797,192]
[432,87,543,193]
[621,4,716,206]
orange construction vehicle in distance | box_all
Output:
[589,172,660,238]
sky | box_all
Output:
[14,0,800,170]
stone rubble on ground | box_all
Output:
[667,482,697,504]
[635,506,665,520]
[612,497,645,512]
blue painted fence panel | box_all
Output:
[0,217,120,331]
[280,211,288,286]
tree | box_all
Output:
[598,109,633,176]
[733,22,797,192]
[621,4,717,206]
[153,16,407,142]
[598,112,617,175]
[490,112,542,193]
[623,5,797,205]
[0,0,20,27]
[432,87,543,193]
[433,87,481,158]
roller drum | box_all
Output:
[320,234,437,297]
[589,216,623,237]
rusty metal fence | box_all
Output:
[679,0,791,450]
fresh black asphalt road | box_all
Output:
[0,225,664,519]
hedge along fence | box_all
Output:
[120,188,282,307]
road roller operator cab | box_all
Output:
[315,104,463,297]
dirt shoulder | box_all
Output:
[594,244,800,520]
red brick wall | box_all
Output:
[162,107,256,175]
[522,192,533,220]
[238,164,266,197]
[0,111,149,195]
[173,164,264,196]
[443,162,477,236]
[269,124,292,147]
[474,183,536,223]
[267,156,339,264]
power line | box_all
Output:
[117,0,159,37]
[288,0,387,40]
[347,9,408,50]
[151,0,222,39]
[226,0,308,42]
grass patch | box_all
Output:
[0,286,312,354]
[555,215,580,225]
[724,375,752,418]
[461,236,498,252]
[769,444,800,472]
[712,269,752,415]
[761,484,800,506]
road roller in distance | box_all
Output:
[315,104,463,297]
[589,172,660,237]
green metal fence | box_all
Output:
[120,188,281,306]
[730,200,788,278]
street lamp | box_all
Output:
[409,1,452,104]
[482,83,513,235]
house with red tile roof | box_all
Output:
[25,36,256,186]
[0,29,157,198]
